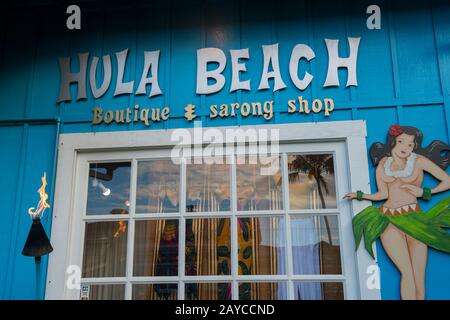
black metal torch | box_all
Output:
[22,217,53,264]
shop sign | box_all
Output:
[56,37,361,124]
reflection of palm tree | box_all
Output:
[288,155,334,245]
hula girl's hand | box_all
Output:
[343,192,357,200]
[400,184,423,197]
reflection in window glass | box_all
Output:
[288,154,336,209]
[237,216,285,275]
[136,160,180,213]
[185,283,231,300]
[87,162,131,215]
[83,284,125,300]
[132,283,178,300]
[82,221,128,278]
[290,215,341,275]
[186,162,230,212]
[81,152,347,300]
[238,282,288,300]
[134,220,179,277]
[185,218,230,276]
[236,157,282,211]
[293,282,344,300]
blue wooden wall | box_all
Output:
[0,0,449,299]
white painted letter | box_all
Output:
[289,44,315,90]
[114,49,134,96]
[57,52,89,102]
[196,48,227,94]
[230,48,250,92]
[89,55,112,99]
[324,37,361,87]
[136,50,162,98]
[258,44,286,92]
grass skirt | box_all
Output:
[352,197,450,258]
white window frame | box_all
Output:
[45,120,380,300]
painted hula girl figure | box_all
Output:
[344,125,450,300]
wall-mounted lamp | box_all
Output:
[22,217,53,264]
[93,178,111,196]
[22,173,53,264]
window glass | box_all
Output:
[288,154,336,209]
[290,215,342,275]
[136,160,180,213]
[133,219,179,277]
[80,149,348,300]
[83,284,125,300]
[237,216,286,275]
[82,221,128,278]
[293,282,344,300]
[185,218,231,276]
[236,156,282,211]
[132,283,178,300]
[186,162,230,212]
[87,162,131,215]
[238,282,288,300]
[185,283,232,300]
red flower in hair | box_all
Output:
[389,124,403,137]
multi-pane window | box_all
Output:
[80,153,344,300]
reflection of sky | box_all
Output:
[236,161,282,210]
[90,156,337,215]
[289,173,337,209]
[136,160,180,213]
[87,163,131,215]
[186,163,230,211]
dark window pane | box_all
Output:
[87,162,131,215]
[132,283,178,300]
[185,283,232,300]
[82,221,127,278]
[239,282,288,300]
[133,219,179,276]
[82,284,125,300]
[185,218,231,276]
[293,282,344,300]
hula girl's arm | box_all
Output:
[344,163,389,201]
[420,157,450,194]
[402,157,450,197]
